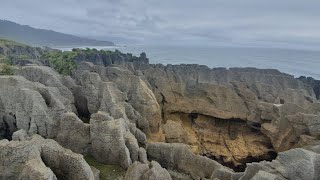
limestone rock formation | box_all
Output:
[90,111,139,169]
[56,112,91,154]
[124,161,172,180]
[0,133,95,180]
[1,47,320,179]
[0,75,72,139]
[147,143,234,179]
[72,62,163,140]
[16,65,76,108]
[137,64,320,167]
[236,147,320,180]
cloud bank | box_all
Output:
[1,0,320,49]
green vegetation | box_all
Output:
[42,48,114,75]
[84,155,126,180]
[0,38,28,47]
[42,51,77,75]
[0,54,14,75]
[0,20,114,47]
[0,64,14,75]
[0,54,11,64]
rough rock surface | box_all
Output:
[137,64,320,166]
[124,161,172,180]
[56,112,91,154]
[90,111,139,169]
[234,147,320,180]
[0,75,72,139]
[0,133,95,180]
[147,143,234,179]
[72,62,163,140]
[1,47,320,179]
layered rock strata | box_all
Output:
[0,49,319,179]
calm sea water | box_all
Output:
[58,45,320,79]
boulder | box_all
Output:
[12,129,30,141]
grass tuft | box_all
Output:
[84,155,126,180]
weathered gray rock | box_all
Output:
[168,170,193,180]
[0,76,72,139]
[42,138,95,180]
[125,161,172,180]
[90,112,132,169]
[12,129,30,141]
[124,161,149,180]
[250,171,279,180]
[56,112,91,154]
[73,62,163,141]
[147,143,233,179]
[16,65,75,108]
[142,161,172,180]
[239,148,320,180]
[19,158,58,180]
[90,166,100,180]
[0,134,94,180]
[139,147,149,164]
[125,131,140,162]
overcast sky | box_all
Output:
[1,0,320,49]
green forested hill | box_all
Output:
[0,20,114,47]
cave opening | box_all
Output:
[165,112,278,172]
[0,113,18,140]
[204,150,278,172]
[74,91,91,124]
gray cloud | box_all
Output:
[1,0,320,49]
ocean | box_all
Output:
[58,45,320,79]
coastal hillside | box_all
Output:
[0,20,114,47]
[0,42,320,180]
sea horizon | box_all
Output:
[56,44,320,80]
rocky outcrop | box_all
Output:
[162,116,275,169]
[90,112,134,169]
[56,112,91,154]
[0,41,45,60]
[124,161,172,180]
[72,50,148,67]
[1,47,320,179]
[235,147,320,180]
[0,75,72,139]
[72,62,163,141]
[16,65,76,109]
[298,76,320,100]
[0,133,95,180]
[147,143,234,179]
[135,64,320,168]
